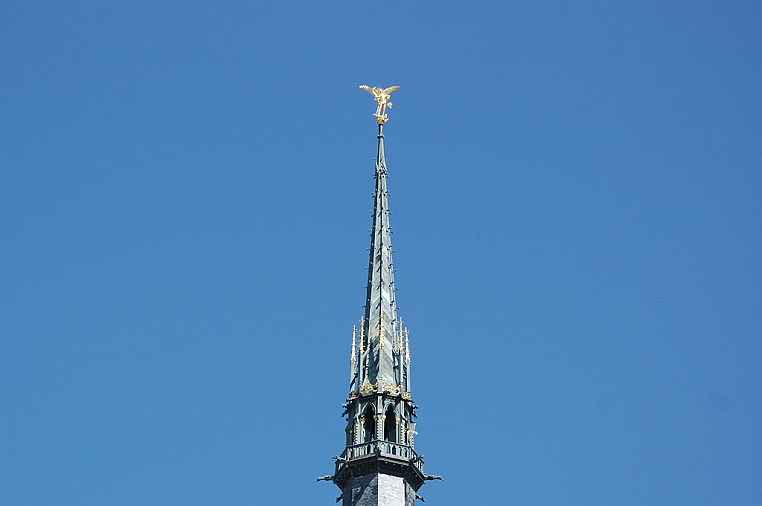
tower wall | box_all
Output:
[342,474,416,506]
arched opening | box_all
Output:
[362,405,375,442]
[383,405,397,442]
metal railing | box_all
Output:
[341,441,424,472]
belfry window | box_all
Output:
[362,405,375,442]
[383,405,396,442]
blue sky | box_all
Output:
[1,2,760,505]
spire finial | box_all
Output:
[359,85,401,125]
[351,326,357,363]
[405,328,411,365]
[398,318,404,351]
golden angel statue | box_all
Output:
[359,85,400,124]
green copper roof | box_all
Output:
[352,126,410,393]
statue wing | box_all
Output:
[382,86,400,95]
[359,85,375,95]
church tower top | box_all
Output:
[318,87,440,506]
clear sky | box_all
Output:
[1,2,760,505]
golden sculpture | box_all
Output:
[359,85,400,125]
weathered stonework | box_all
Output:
[342,474,416,506]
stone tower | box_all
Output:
[319,88,439,505]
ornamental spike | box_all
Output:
[359,317,365,354]
[405,328,411,365]
[351,326,357,363]
[397,318,404,352]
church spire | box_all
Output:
[318,86,439,506]
[351,124,409,393]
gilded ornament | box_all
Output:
[359,85,400,125]
[359,381,378,394]
[380,382,403,395]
